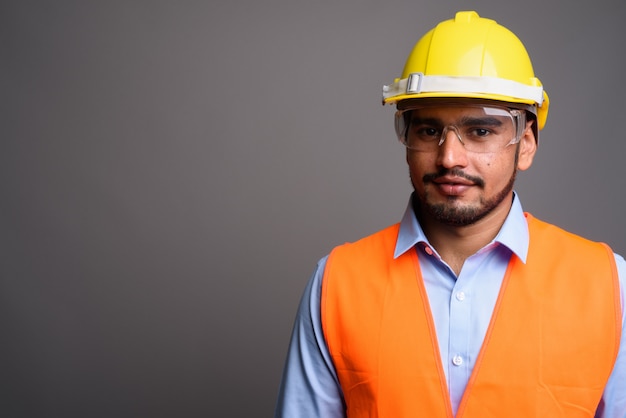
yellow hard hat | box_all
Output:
[383,11,549,130]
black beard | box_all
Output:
[412,168,517,227]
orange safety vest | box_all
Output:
[321,214,621,418]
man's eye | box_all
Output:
[470,128,491,138]
[416,127,440,138]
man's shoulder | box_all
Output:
[526,213,617,266]
[526,213,608,246]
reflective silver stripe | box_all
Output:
[382,72,544,105]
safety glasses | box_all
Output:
[395,104,527,153]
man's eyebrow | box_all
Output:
[458,116,504,127]
[409,116,442,125]
[409,115,505,127]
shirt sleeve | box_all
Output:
[595,253,626,418]
[274,256,346,418]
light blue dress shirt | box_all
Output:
[275,194,626,418]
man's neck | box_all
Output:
[415,196,513,276]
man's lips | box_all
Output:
[430,175,477,196]
[423,169,485,196]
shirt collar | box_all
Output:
[394,192,529,263]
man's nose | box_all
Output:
[436,127,469,168]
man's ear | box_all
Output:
[517,121,537,171]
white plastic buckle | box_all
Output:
[406,73,424,93]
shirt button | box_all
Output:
[455,291,466,301]
[424,246,434,256]
[452,355,463,366]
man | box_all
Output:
[275,11,626,418]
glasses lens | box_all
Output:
[395,105,522,153]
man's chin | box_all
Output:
[425,203,488,227]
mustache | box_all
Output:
[422,168,485,188]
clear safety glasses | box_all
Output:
[395,104,527,153]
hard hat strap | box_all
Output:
[383,73,544,105]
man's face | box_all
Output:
[405,104,536,227]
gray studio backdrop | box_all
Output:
[2,1,625,417]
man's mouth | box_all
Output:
[432,176,475,196]
[423,169,484,196]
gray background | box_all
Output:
[2,1,625,417]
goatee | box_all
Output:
[412,167,516,227]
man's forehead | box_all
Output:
[410,106,492,116]
[407,105,511,121]
[397,97,516,111]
